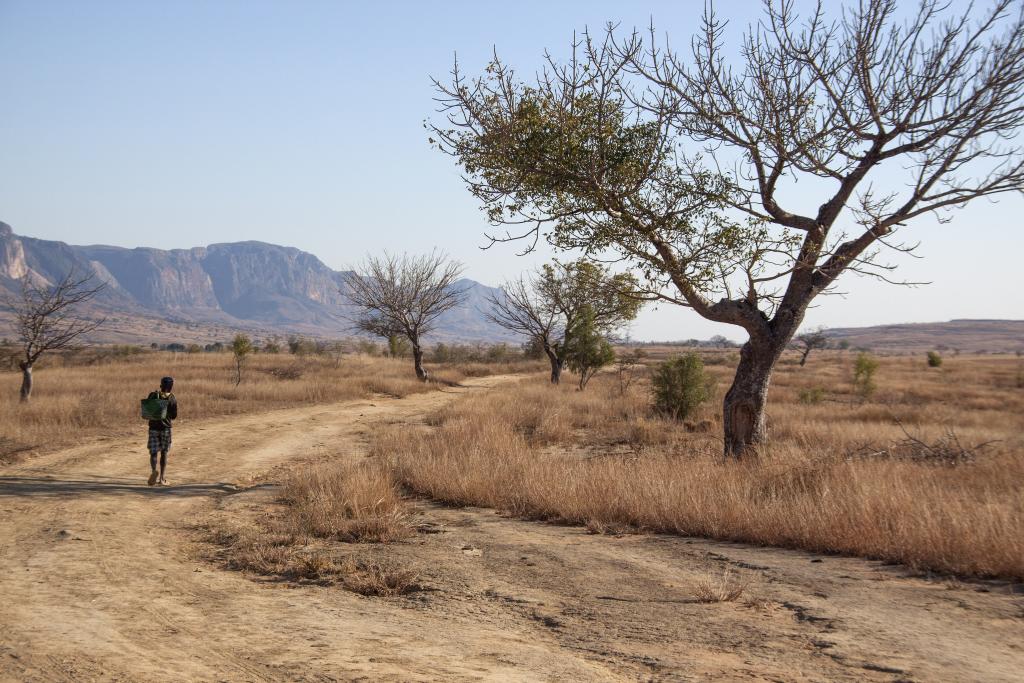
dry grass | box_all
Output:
[371,351,1024,579]
[208,458,420,594]
[281,460,412,543]
[693,569,749,603]
[0,349,524,460]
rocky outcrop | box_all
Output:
[0,223,509,341]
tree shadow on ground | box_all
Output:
[0,475,242,499]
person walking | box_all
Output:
[146,376,177,486]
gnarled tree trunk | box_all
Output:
[543,344,562,384]
[19,361,33,402]
[412,342,428,381]
[722,337,788,458]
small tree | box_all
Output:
[344,252,466,381]
[795,328,829,367]
[231,333,253,386]
[652,354,714,420]
[487,260,641,384]
[853,352,880,400]
[562,305,615,390]
[263,338,282,354]
[615,348,647,395]
[3,270,105,402]
[386,333,411,359]
[927,351,943,368]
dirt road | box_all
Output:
[1,376,1021,682]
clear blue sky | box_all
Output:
[1,0,1021,340]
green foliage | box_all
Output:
[561,306,615,390]
[231,334,254,387]
[262,338,281,354]
[853,352,880,400]
[652,353,715,420]
[387,334,411,359]
[927,351,943,368]
[798,387,826,405]
[186,343,202,354]
[538,260,642,331]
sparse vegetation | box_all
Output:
[0,349,526,461]
[927,351,943,368]
[433,0,1024,456]
[371,352,1024,579]
[853,352,880,400]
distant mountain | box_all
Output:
[823,319,1024,354]
[0,222,511,343]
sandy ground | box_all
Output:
[0,375,1021,682]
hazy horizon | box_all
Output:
[3,0,1023,341]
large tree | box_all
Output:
[431,0,1024,456]
[4,270,105,402]
[344,252,466,381]
[487,260,641,383]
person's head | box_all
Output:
[160,376,174,392]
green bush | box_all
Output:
[927,350,943,367]
[651,353,715,420]
[853,352,880,399]
[798,387,826,405]
[562,305,614,390]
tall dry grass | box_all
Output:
[0,349,525,459]
[209,459,418,593]
[370,352,1024,579]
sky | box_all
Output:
[1,0,1021,341]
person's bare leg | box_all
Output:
[158,451,168,485]
[148,452,159,486]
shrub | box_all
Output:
[853,352,879,399]
[651,353,714,420]
[927,350,943,368]
[798,387,825,405]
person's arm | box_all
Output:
[167,395,178,421]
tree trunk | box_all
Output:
[722,338,785,458]
[544,346,562,384]
[412,343,428,381]
[799,349,809,367]
[19,361,33,402]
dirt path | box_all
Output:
[0,376,1021,682]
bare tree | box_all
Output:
[486,260,641,384]
[486,274,563,382]
[344,252,466,380]
[4,270,105,401]
[795,327,829,367]
[431,0,1024,456]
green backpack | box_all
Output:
[140,394,169,421]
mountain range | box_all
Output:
[0,222,508,343]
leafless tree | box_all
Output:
[344,252,466,380]
[4,270,105,401]
[431,0,1024,456]
[795,327,829,367]
[486,275,563,382]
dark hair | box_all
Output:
[160,376,174,390]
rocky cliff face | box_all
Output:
[0,223,509,341]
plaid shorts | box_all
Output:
[147,428,172,454]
